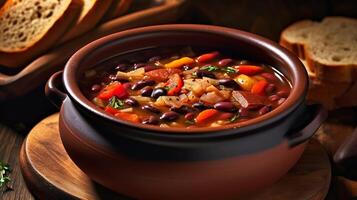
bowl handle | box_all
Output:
[45,71,67,108]
[334,127,357,178]
[286,104,327,147]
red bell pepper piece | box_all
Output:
[104,106,120,115]
[166,74,183,96]
[195,109,219,124]
[236,65,263,75]
[196,51,219,63]
[251,80,268,95]
[97,82,128,100]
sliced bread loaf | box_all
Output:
[280,16,357,82]
[0,0,83,68]
[101,0,132,22]
[305,17,357,82]
[59,0,113,43]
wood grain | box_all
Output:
[0,125,34,200]
[20,113,331,200]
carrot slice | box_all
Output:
[250,80,268,95]
[236,65,263,75]
[195,109,219,124]
[115,112,140,123]
[251,80,268,95]
[196,51,219,63]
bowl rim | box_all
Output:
[63,24,308,136]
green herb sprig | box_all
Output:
[200,65,219,72]
[0,161,11,192]
[223,67,237,73]
[108,96,124,109]
[229,113,240,123]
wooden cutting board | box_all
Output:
[19,113,331,200]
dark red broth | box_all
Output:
[81,47,291,128]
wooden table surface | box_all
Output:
[0,124,34,200]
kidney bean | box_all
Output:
[278,98,286,105]
[218,58,233,67]
[277,89,290,98]
[148,56,161,62]
[133,63,146,69]
[268,94,281,102]
[238,107,250,117]
[259,105,271,115]
[125,98,139,107]
[122,82,132,90]
[261,73,278,81]
[265,83,276,94]
[142,105,161,114]
[160,111,179,121]
[132,80,155,90]
[218,78,240,88]
[192,102,211,110]
[184,112,195,120]
[170,105,196,114]
[143,65,157,72]
[214,102,237,112]
[142,116,159,125]
[151,88,167,98]
[196,70,215,78]
[219,112,234,120]
[91,84,101,92]
[141,87,153,97]
[115,64,129,72]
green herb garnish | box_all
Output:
[108,96,124,109]
[223,67,237,73]
[0,161,11,191]
[229,113,240,122]
[164,86,171,91]
[185,120,195,125]
[201,65,219,72]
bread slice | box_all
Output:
[280,17,357,82]
[59,0,113,43]
[101,0,132,22]
[305,17,357,82]
[280,20,318,61]
[0,0,83,68]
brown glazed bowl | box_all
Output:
[46,24,327,199]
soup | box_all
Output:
[82,47,291,128]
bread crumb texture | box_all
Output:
[307,17,357,66]
[0,0,71,52]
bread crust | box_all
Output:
[59,0,113,43]
[281,17,357,109]
[0,0,83,68]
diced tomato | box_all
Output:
[145,68,181,82]
[165,57,194,68]
[105,106,120,115]
[196,51,219,63]
[195,109,219,123]
[251,80,268,95]
[115,112,140,123]
[97,82,128,100]
[166,74,183,96]
[235,65,263,75]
